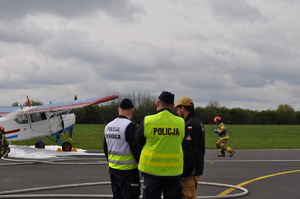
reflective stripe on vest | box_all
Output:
[138,110,185,176]
[105,118,137,170]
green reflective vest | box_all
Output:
[139,110,185,176]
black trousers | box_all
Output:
[142,175,182,199]
[109,168,141,199]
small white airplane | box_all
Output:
[0,95,118,152]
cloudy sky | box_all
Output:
[1,0,300,111]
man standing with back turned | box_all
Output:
[104,98,141,199]
[175,97,205,199]
[136,91,185,199]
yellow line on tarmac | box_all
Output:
[218,169,300,196]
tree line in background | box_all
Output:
[12,92,300,125]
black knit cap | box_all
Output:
[119,98,134,109]
[158,91,174,104]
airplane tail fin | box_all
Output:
[26,96,32,107]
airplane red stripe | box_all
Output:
[0,112,10,116]
[88,95,119,106]
[4,129,20,135]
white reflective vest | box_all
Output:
[105,118,137,170]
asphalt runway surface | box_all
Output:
[0,149,299,198]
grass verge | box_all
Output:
[11,124,300,149]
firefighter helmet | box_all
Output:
[214,116,221,123]
[0,126,5,132]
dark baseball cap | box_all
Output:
[119,98,134,109]
[158,91,174,104]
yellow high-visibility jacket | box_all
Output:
[139,110,185,176]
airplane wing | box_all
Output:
[0,107,21,116]
[21,95,119,114]
[0,95,118,116]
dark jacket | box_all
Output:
[182,112,205,177]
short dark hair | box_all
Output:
[159,100,174,109]
[179,105,194,113]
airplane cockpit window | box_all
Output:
[31,112,47,122]
[15,114,28,124]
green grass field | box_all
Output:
[11,124,300,149]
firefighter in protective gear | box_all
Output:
[0,126,10,158]
[213,117,235,157]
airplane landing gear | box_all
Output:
[62,141,72,151]
[51,133,74,152]
[35,141,45,149]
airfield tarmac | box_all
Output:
[0,147,299,199]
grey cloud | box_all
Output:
[259,63,300,85]
[39,34,157,81]
[275,0,297,3]
[0,21,51,44]
[245,41,289,59]
[1,66,78,90]
[0,0,145,21]
[208,0,264,23]
[41,30,95,60]
[232,72,268,88]
[234,26,298,59]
